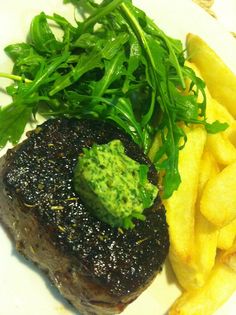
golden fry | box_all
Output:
[198,150,219,196]
[200,162,236,227]
[186,33,236,118]
[205,97,236,166]
[206,132,236,166]
[169,261,236,315]
[193,210,218,285]
[167,36,236,314]
[186,61,236,165]
[164,126,207,289]
[164,126,206,259]
[169,151,219,290]
[169,211,218,291]
[218,219,236,250]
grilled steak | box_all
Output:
[0,118,169,315]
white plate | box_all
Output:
[0,0,236,314]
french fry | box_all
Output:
[164,126,206,289]
[200,162,236,227]
[205,97,236,166]
[212,100,236,146]
[186,33,236,118]
[168,250,201,290]
[169,39,236,313]
[198,150,219,196]
[169,210,218,291]
[169,150,219,291]
[206,132,236,166]
[190,150,219,288]
[186,61,236,165]
[212,98,235,126]
[193,211,218,284]
[169,260,236,315]
[218,219,236,250]
[164,126,206,257]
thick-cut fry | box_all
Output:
[164,126,206,289]
[207,97,236,143]
[169,261,236,315]
[185,61,236,165]
[169,210,218,291]
[198,150,219,196]
[191,150,219,288]
[200,162,236,227]
[218,219,236,250]
[193,211,218,285]
[186,33,236,118]
[170,150,219,291]
[205,97,236,166]
[164,126,206,258]
[167,35,236,315]
[206,132,236,166]
[212,98,235,126]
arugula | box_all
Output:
[0,0,227,198]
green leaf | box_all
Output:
[30,12,63,54]
[101,32,129,60]
[205,120,229,134]
[4,43,33,61]
[0,103,32,148]
[49,49,103,96]
[92,51,126,97]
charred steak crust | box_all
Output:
[0,118,169,314]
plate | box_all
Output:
[0,0,236,314]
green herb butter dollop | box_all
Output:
[73,140,158,229]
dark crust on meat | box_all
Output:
[1,118,169,311]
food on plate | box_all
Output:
[186,33,236,117]
[205,98,236,166]
[169,259,236,315]
[73,139,158,228]
[0,0,236,314]
[163,125,207,290]
[0,118,169,315]
[171,239,236,315]
[166,33,236,314]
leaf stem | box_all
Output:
[80,0,125,33]
[0,72,32,83]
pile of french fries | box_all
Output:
[164,34,236,315]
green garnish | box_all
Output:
[73,140,158,229]
[0,0,227,198]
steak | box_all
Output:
[0,118,169,315]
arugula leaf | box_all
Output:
[0,103,32,147]
[92,51,126,97]
[30,12,63,54]
[205,120,228,133]
[5,43,44,79]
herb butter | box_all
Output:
[73,140,158,229]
